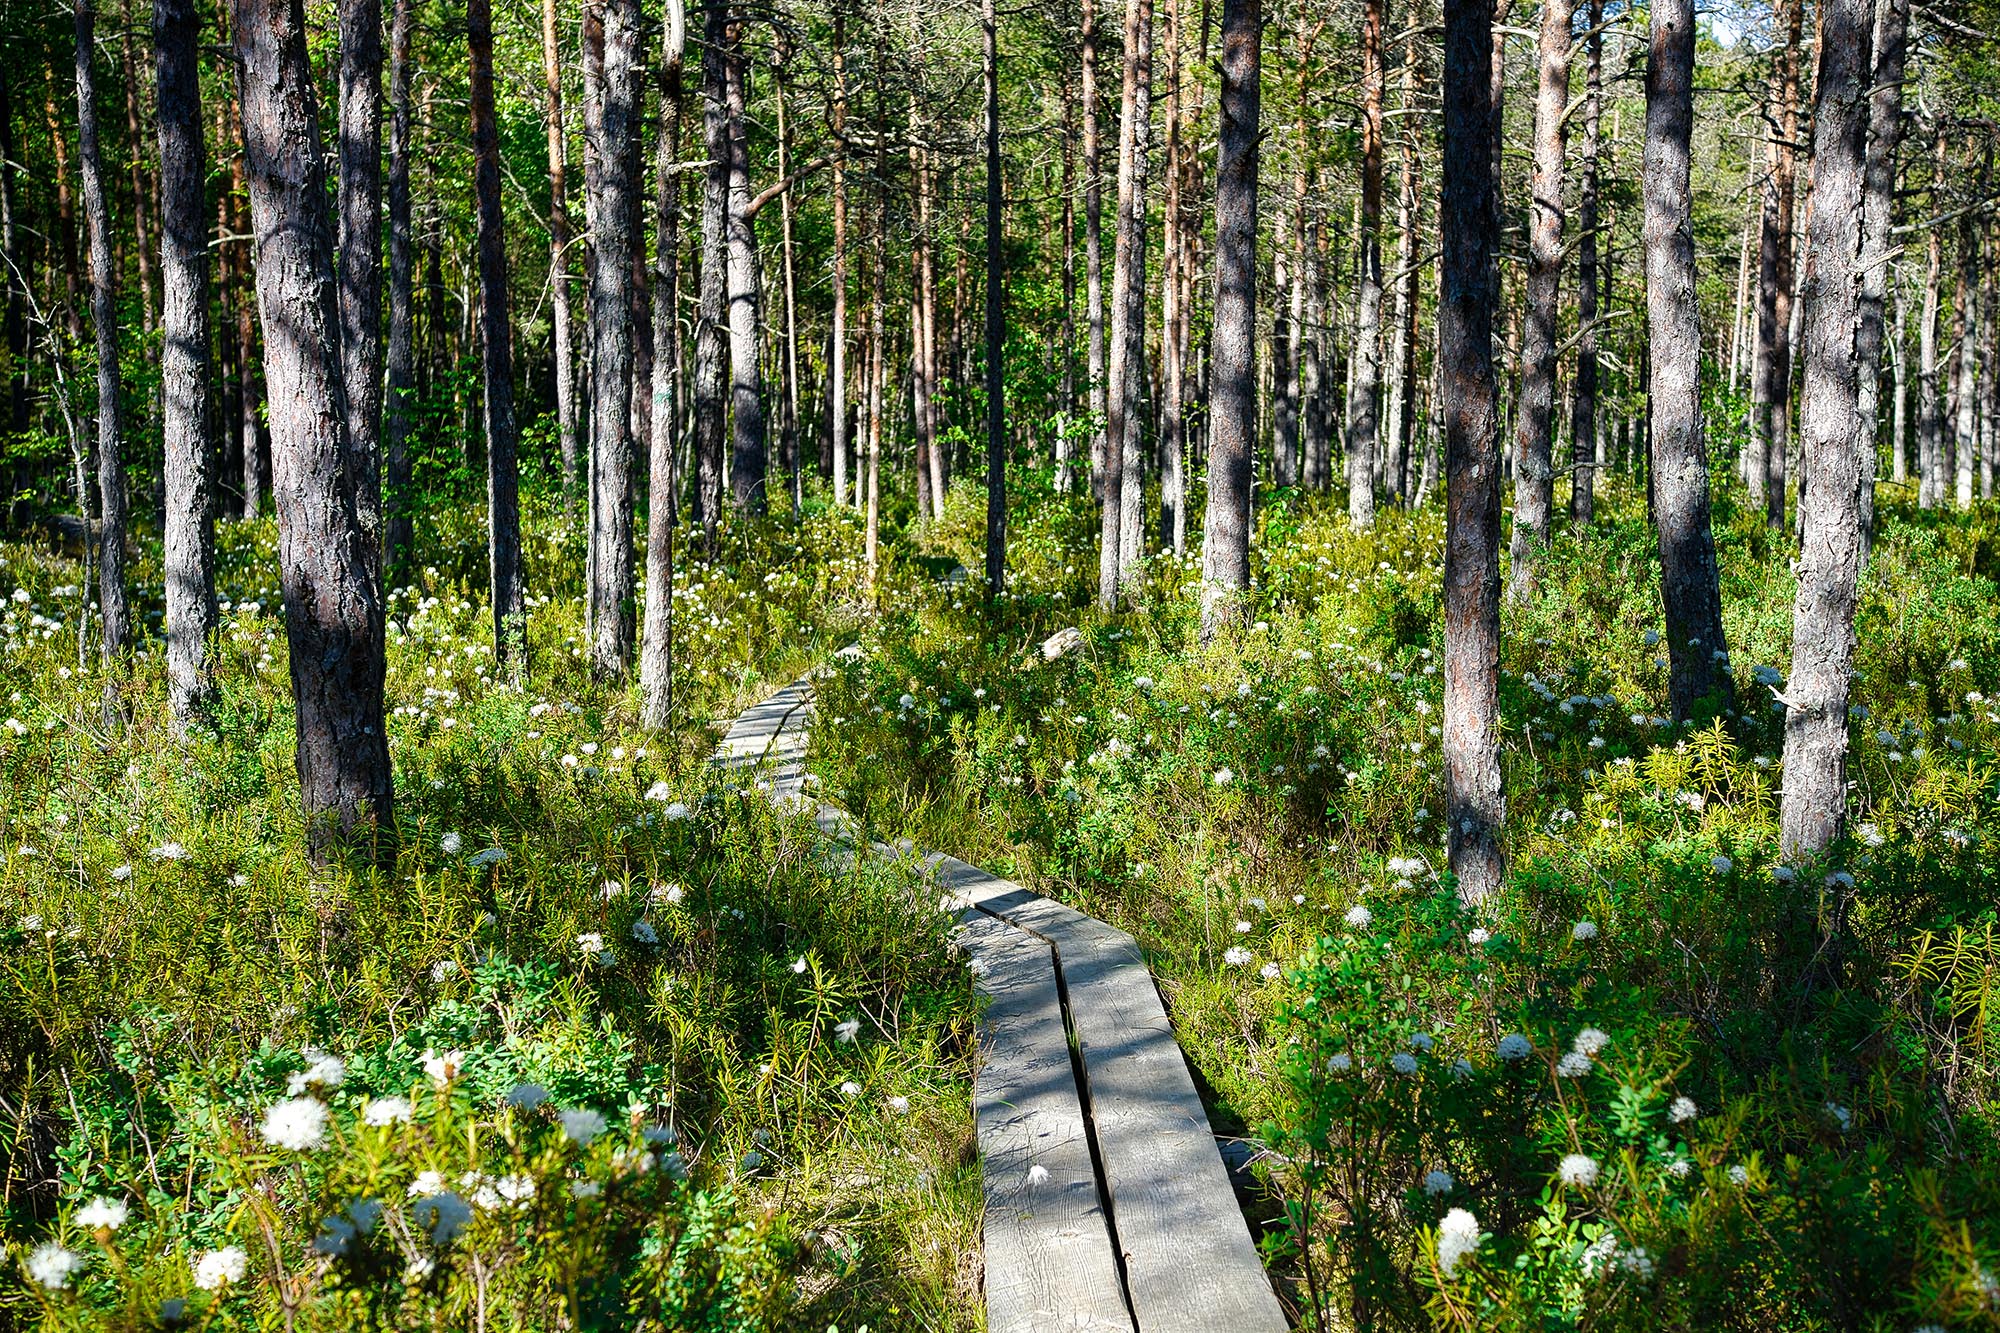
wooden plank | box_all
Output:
[716,681,1283,1333]
[959,910,1134,1333]
[923,853,1288,1333]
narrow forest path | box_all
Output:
[714,669,1289,1333]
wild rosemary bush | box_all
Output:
[0,504,981,1330]
[811,477,2000,1330]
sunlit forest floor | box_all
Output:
[4,464,2000,1329]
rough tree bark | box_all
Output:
[154,0,217,731]
[723,18,765,511]
[984,0,1006,594]
[640,0,686,730]
[543,0,580,516]
[383,0,414,576]
[76,0,130,665]
[1954,146,1978,511]
[1346,0,1386,528]
[229,0,394,858]
[1102,0,1153,606]
[468,0,524,672]
[695,0,729,539]
[1384,44,1419,505]
[1852,0,1908,562]
[1083,0,1107,501]
[1504,0,1569,599]
[1199,0,1258,639]
[583,0,639,675]
[1442,0,1504,904]
[1752,0,1800,527]
[830,10,849,506]
[1918,135,1943,509]
[0,80,23,437]
[1570,0,1602,529]
[1644,0,1731,719]
[1780,0,1871,858]
[338,0,382,578]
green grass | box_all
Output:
[0,499,983,1331]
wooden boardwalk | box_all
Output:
[714,673,1289,1333]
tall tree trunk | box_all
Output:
[543,0,580,518]
[908,99,935,521]
[1852,0,1907,562]
[1570,0,1601,530]
[640,0,685,731]
[921,148,944,517]
[694,0,729,540]
[983,0,1006,594]
[830,11,849,507]
[583,0,639,675]
[230,0,393,857]
[1442,0,1504,905]
[866,193,885,593]
[1158,0,1183,538]
[383,0,414,576]
[1383,45,1418,506]
[1918,138,1943,509]
[777,60,802,513]
[1954,145,1978,511]
[76,0,130,665]
[1752,0,1800,528]
[1059,75,1078,493]
[1199,0,1257,638]
[338,0,383,578]
[1504,0,1569,600]
[155,0,217,731]
[723,19,764,511]
[0,79,24,438]
[1346,0,1385,528]
[1891,268,1908,483]
[1272,246,1295,484]
[1102,0,1153,606]
[1780,0,1871,858]
[1644,0,1731,719]
[468,0,524,672]
[1083,0,1107,503]
[117,0,158,346]
[230,131,266,519]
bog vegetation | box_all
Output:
[1,0,1998,1328]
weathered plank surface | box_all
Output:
[712,676,1286,1333]
[958,909,1135,1333]
[926,854,1289,1333]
